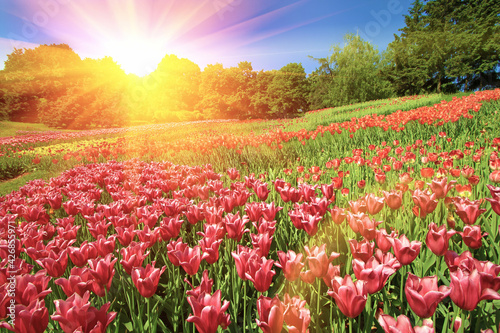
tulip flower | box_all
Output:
[389,235,421,266]
[412,189,438,219]
[224,212,250,242]
[120,242,150,275]
[449,268,500,311]
[353,256,396,294]
[131,261,166,298]
[253,181,270,201]
[459,225,487,249]
[256,295,285,333]
[251,232,273,257]
[377,310,435,333]
[115,225,136,247]
[452,197,486,225]
[405,273,451,318]
[171,243,203,276]
[382,190,403,210]
[15,270,52,306]
[304,245,339,278]
[428,177,455,199]
[156,215,183,241]
[375,229,396,253]
[186,289,231,333]
[0,299,48,333]
[245,202,264,222]
[185,203,205,225]
[93,235,116,257]
[276,250,304,282]
[198,226,223,264]
[262,202,283,221]
[425,223,456,256]
[365,193,385,216]
[88,254,117,297]
[330,206,347,225]
[167,238,188,266]
[35,250,68,278]
[245,257,276,292]
[374,249,402,271]
[55,267,94,297]
[51,291,116,333]
[282,294,311,333]
[231,246,260,281]
[185,270,214,298]
[349,239,375,263]
[327,275,367,318]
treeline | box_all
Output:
[0,0,498,129]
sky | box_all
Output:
[0,0,413,76]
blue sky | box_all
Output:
[0,0,412,76]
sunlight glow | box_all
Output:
[104,36,167,76]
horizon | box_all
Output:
[0,0,412,76]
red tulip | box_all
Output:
[197,225,223,264]
[115,225,136,247]
[382,190,403,210]
[452,197,486,225]
[375,229,396,253]
[88,254,117,297]
[459,225,487,249]
[245,202,263,222]
[231,245,260,281]
[449,268,500,311]
[245,257,276,292]
[156,215,183,242]
[131,261,166,298]
[421,168,435,179]
[256,295,285,333]
[276,250,304,282]
[55,267,94,297]
[51,291,116,333]
[365,193,385,216]
[185,270,214,298]
[389,234,421,266]
[262,202,283,221]
[330,206,347,225]
[353,256,396,294]
[304,245,339,278]
[374,249,402,271]
[120,242,150,275]
[405,273,451,318]
[254,181,270,201]
[349,239,375,263]
[412,189,438,219]
[327,275,367,318]
[224,212,250,242]
[377,310,435,333]
[251,232,273,257]
[428,177,455,199]
[282,294,311,333]
[35,250,68,278]
[0,299,48,333]
[425,223,456,256]
[186,289,231,333]
[490,171,500,183]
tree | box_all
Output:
[310,34,393,107]
[384,0,500,94]
[267,63,309,117]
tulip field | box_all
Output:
[2,89,500,332]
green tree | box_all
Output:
[310,34,393,107]
[267,63,309,118]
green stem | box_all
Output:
[243,281,247,333]
[317,278,322,332]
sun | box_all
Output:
[105,36,168,77]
